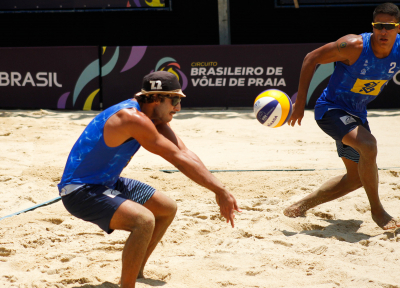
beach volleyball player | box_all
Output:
[58,71,241,288]
[284,2,400,230]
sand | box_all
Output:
[1,108,400,288]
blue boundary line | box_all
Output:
[0,196,61,221]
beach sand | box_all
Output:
[1,108,400,288]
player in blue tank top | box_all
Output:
[284,3,400,230]
[58,71,241,287]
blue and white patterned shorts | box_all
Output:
[61,177,156,234]
[316,109,371,163]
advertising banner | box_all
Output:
[102,44,400,110]
[0,0,165,10]
[101,44,323,109]
[0,47,100,110]
[2,44,399,111]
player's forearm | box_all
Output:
[296,53,319,107]
[172,151,227,196]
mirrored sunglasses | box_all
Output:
[372,22,399,30]
[165,95,181,106]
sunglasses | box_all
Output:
[165,95,181,106]
[372,22,399,30]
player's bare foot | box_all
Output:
[371,210,400,230]
[283,204,307,218]
[118,271,145,286]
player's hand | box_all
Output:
[288,103,304,127]
[216,191,241,228]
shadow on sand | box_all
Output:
[73,278,167,288]
[282,219,375,243]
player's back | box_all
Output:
[58,99,141,192]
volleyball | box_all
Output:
[253,89,293,128]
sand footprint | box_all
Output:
[3,275,18,283]
[0,176,13,182]
[240,205,263,212]
[245,270,263,276]
[217,280,236,287]
[183,211,208,219]
[0,247,15,257]
[273,239,293,247]
[308,245,328,255]
[300,222,326,231]
[60,254,76,262]
[312,211,335,220]
[199,229,211,235]
[43,218,64,225]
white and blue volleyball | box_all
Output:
[253,89,293,128]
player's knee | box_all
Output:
[159,192,178,217]
[138,213,156,235]
[169,200,178,217]
[358,137,377,158]
[161,198,177,222]
[351,179,363,190]
[128,210,155,234]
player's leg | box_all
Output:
[109,200,155,288]
[62,184,154,288]
[138,190,177,277]
[115,178,177,278]
[284,110,363,217]
[342,125,400,230]
[283,157,362,217]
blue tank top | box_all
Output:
[315,33,400,122]
[58,99,141,191]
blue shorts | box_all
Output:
[61,177,156,234]
[316,109,371,163]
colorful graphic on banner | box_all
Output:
[152,57,188,91]
[101,44,322,108]
[306,63,334,105]
[0,0,165,10]
[0,47,100,110]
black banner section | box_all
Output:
[0,47,100,110]
[276,0,398,8]
[101,44,322,109]
[0,0,165,10]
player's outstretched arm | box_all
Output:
[124,114,240,227]
[156,122,241,227]
[288,34,362,127]
[155,122,241,227]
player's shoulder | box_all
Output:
[114,106,151,127]
[337,34,363,49]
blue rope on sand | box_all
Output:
[160,167,400,174]
[161,169,317,173]
[0,196,61,221]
